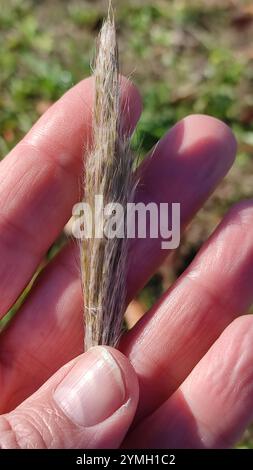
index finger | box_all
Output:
[0,76,142,318]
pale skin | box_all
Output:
[0,77,253,448]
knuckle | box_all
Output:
[0,405,84,448]
[0,408,57,449]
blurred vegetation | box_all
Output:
[0,0,253,448]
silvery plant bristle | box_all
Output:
[81,8,136,351]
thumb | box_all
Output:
[0,346,139,448]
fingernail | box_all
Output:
[53,347,126,427]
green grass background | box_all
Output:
[0,0,253,447]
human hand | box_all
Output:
[0,77,252,449]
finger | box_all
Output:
[0,347,139,449]
[121,200,253,422]
[0,243,84,412]
[127,114,236,299]
[124,315,253,448]
[0,76,142,318]
[0,115,236,412]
